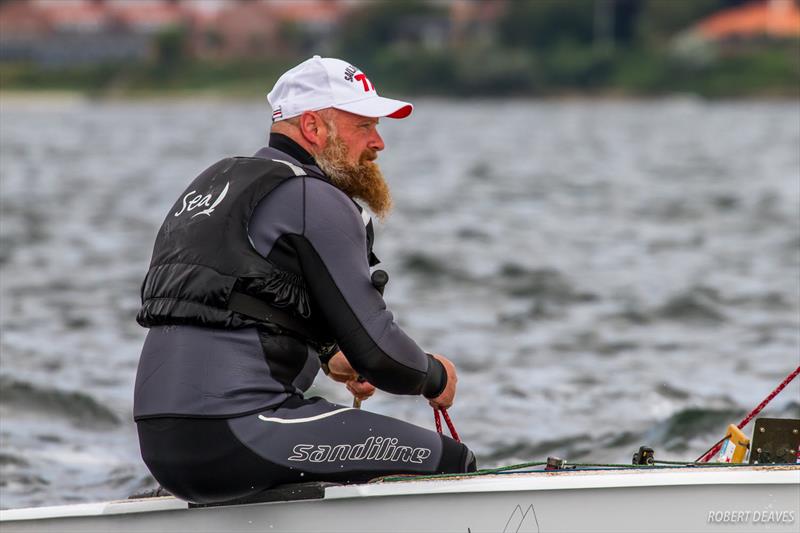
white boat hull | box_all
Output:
[2,466,798,532]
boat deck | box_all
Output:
[2,464,798,533]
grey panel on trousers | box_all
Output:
[227,398,443,474]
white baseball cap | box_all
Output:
[268,56,413,122]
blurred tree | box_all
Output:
[452,43,539,94]
[278,22,306,54]
[636,0,732,45]
[203,29,224,52]
[592,0,642,53]
[612,0,642,45]
[337,0,446,69]
[154,26,186,70]
[498,0,596,49]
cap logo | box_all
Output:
[354,73,374,92]
[272,106,282,121]
[344,64,374,92]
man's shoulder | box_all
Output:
[252,145,298,163]
[303,179,365,232]
[304,177,358,211]
[252,173,352,216]
[252,146,304,171]
[194,154,304,183]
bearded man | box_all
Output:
[133,56,475,504]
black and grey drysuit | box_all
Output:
[133,135,474,504]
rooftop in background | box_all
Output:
[695,0,800,41]
[0,0,189,38]
[100,1,187,33]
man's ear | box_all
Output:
[298,111,328,149]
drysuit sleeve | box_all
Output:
[289,178,446,398]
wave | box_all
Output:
[548,331,640,356]
[655,288,727,323]
[482,433,594,463]
[0,376,120,429]
[609,286,728,325]
[399,252,470,282]
[480,403,794,467]
[499,264,598,303]
[0,453,29,468]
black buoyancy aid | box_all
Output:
[137,156,332,343]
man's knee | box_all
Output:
[437,435,477,474]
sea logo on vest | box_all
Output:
[173,182,230,218]
[287,436,432,465]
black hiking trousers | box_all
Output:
[137,395,476,504]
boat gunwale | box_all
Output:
[2,465,798,522]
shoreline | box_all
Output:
[1,88,798,104]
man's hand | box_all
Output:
[346,378,376,402]
[325,351,359,383]
[326,351,376,402]
[428,354,457,410]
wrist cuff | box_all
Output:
[318,345,338,366]
[422,354,447,399]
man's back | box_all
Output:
[135,143,444,420]
[134,57,472,504]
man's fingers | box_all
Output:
[350,386,375,398]
[346,380,375,400]
[326,352,359,383]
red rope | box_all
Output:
[699,365,800,462]
[433,407,461,443]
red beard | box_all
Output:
[315,133,392,221]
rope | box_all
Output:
[374,459,762,483]
[376,366,800,484]
[433,407,461,443]
[377,460,547,483]
[698,365,800,462]
[694,434,730,464]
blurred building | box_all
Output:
[449,0,507,47]
[671,0,800,63]
[188,0,350,60]
[0,0,515,68]
[695,0,800,42]
[0,0,359,66]
[0,0,188,66]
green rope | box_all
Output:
[577,461,749,468]
[374,459,762,483]
[376,460,548,483]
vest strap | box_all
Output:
[228,291,323,343]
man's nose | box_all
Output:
[368,130,385,152]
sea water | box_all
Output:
[1,97,798,508]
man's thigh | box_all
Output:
[227,396,469,481]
